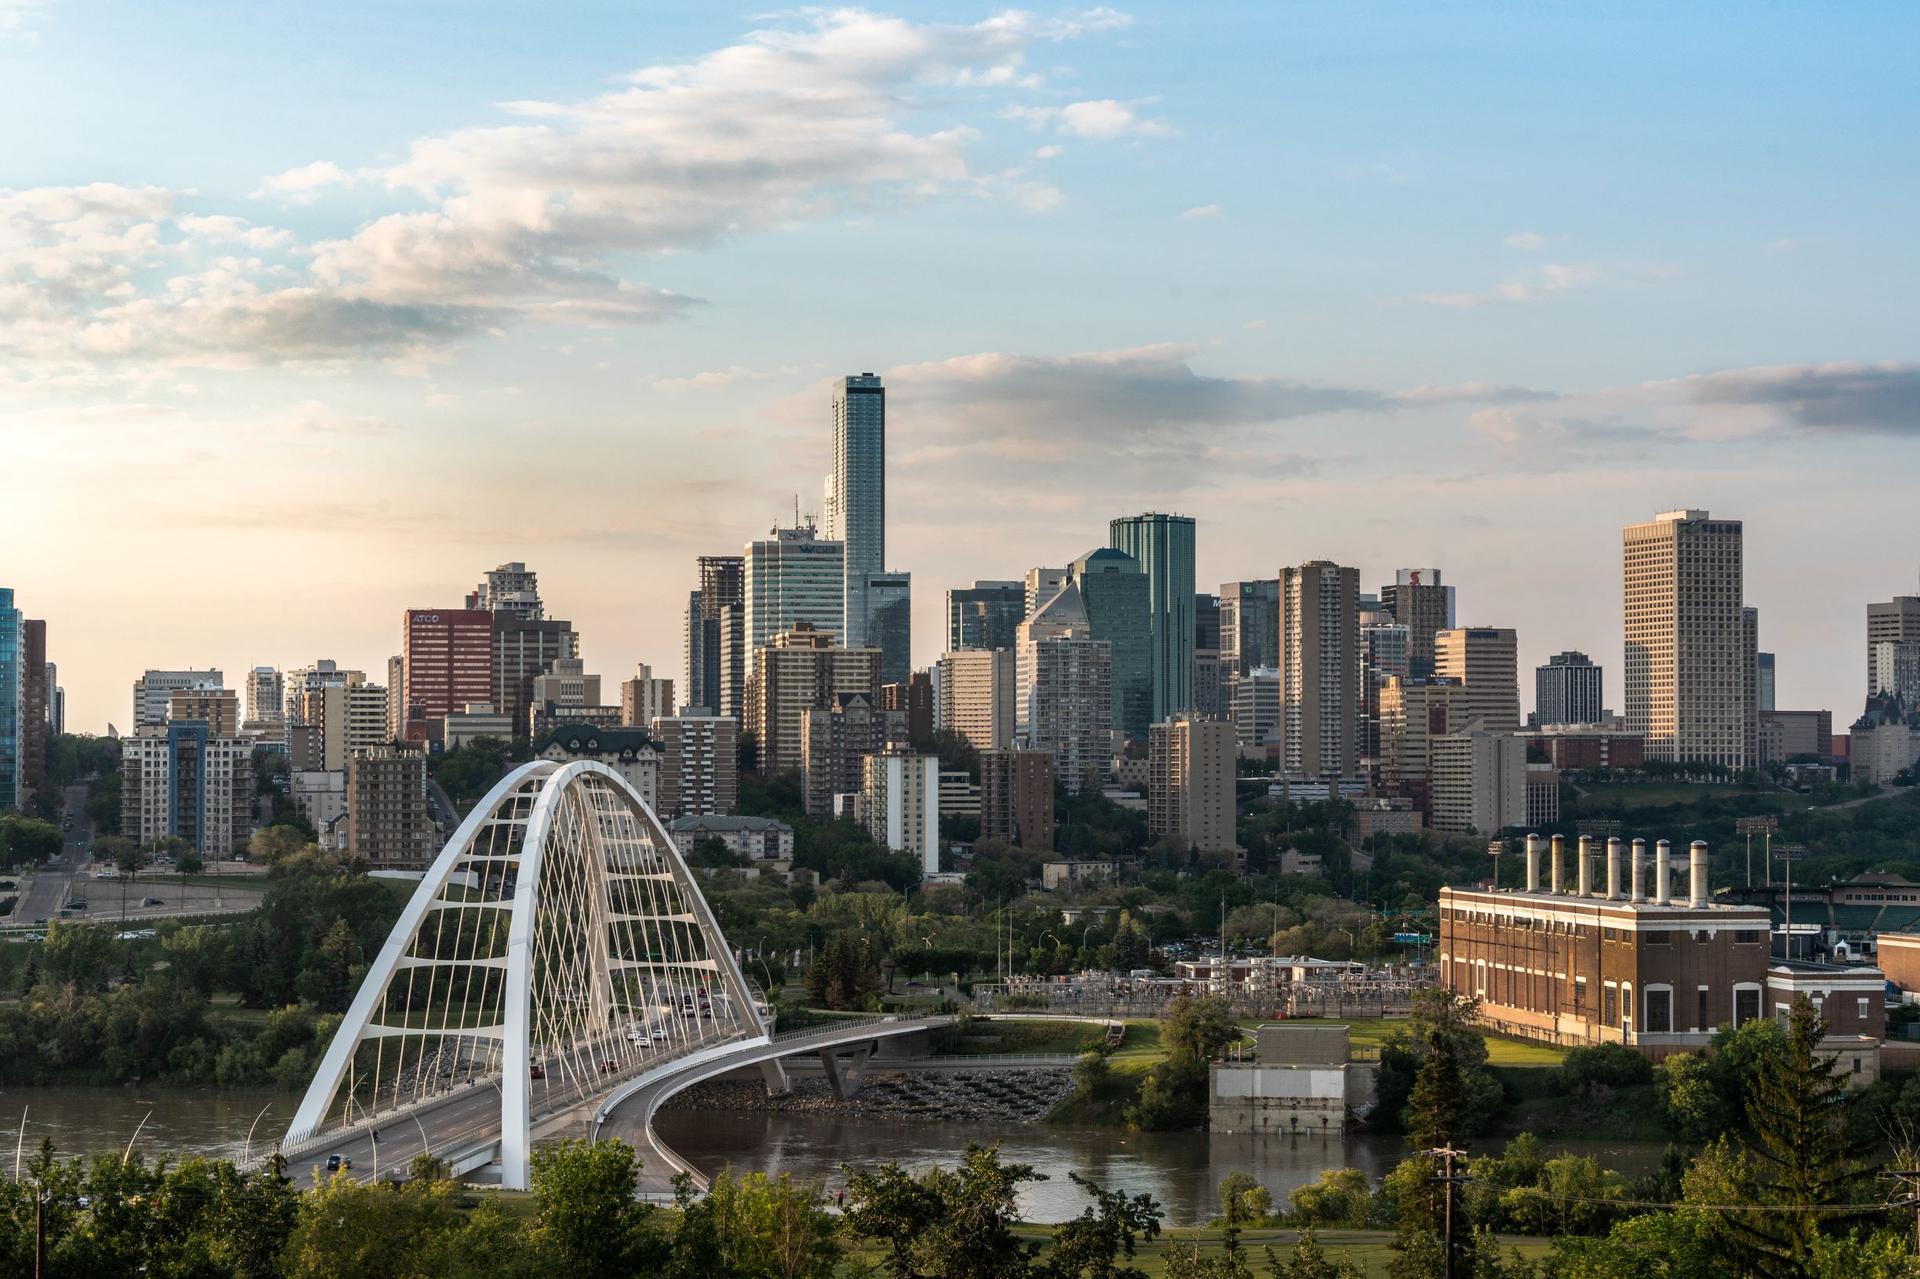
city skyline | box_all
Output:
[5,4,1919,731]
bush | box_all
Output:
[1558,1042,1654,1100]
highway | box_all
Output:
[12,783,90,925]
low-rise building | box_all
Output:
[443,702,515,751]
[1210,1024,1379,1134]
[537,725,660,810]
[1525,763,1560,827]
[667,814,794,861]
[1351,796,1423,840]
[1520,724,1647,771]
[345,746,436,867]
[654,712,738,817]
[1041,859,1116,891]
[981,747,1054,851]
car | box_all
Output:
[94,869,117,879]
[141,897,163,907]
[529,1063,545,1080]
[32,917,45,926]
[325,1154,351,1172]
[65,900,86,911]
[625,1026,652,1044]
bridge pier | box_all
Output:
[759,1058,791,1097]
[817,1042,875,1100]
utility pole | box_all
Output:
[1881,1167,1920,1257]
[1776,844,1807,960]
[1427,1143,1470,1279]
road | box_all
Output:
[12,783,91,924]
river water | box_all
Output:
[0,1085,290,1167]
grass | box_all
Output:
[1491,1069,1670,1142]
[942,1018,1111,1056]
[1243,1018,1568,1068]
[1044,1020,1164,1126]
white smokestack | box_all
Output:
[1655,838,1672,906]
[1550,834,1565,894]
[1576,835,1592,896]
[1524,833,1541,892]
[1690,840,1709,908]
[1630,838,1647,902]
[1606,837,1623,900]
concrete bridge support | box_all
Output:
[759,1058,791,1096]
[818,1042,875,1100]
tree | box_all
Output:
[248,825,311,865]
[526,1139,658,1277]
[1266,1228,1362,1279]
[1287,1168,1371,1229]
[1038,1172,1162,1279]
[1405,1029,1469,1150]
[841,1143,1044,1279]
[668,1170,839,1279]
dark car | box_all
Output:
[141,897,163,907]
[65,899,86,911]
[325,1154,351,1172]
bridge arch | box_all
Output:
[284,759,765,1188]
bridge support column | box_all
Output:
[818,1043,875,1100]
[759,1058,791,1097]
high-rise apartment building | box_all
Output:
[121,724,253,856]
[170,687,241,737]
[801,691,886,816]
[1623,509,1753,769]
[1868,596,1920,692]
[745,523,844,651]
[1024,567,1070,616]
[0,591,19,811]
[465,562,543,619]
[345,746,436,867]
[1070,547,1152,737]
[1536,651,1604,726]
[1015,580,1112,794]
[133,669,222,731]
[686,554,746,717]
[1148,714,1239,855]
[1435,627,1521,734]
[46,666,63,739]
[1109,513,1197,720]
[868,571,912,687]
[296,684,389,771]
[19,619,46,802]
[858,746,939,876]
[1871,642,1920,708]
[402,609,495,741]
[881,671,933,743]
[937,648,1015,753]
[1279,561,1360,779]
[386,656,405,739]
[744,622,881,775]
[620,664,675,729]
[826,372,886,649]
[246,666,285,733]
[948,581,1025,652]
[653,712,739,817]
[1230,666,1282,759]
[1430,725,1527,835]
[1379,676,1463,807]
[1756,651,1776,714]
[285,660,360,727]
[1219,579,1281,675]
[980,748,1055,851]
[1379,569,1455,677]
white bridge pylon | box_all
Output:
[284,760,767,1189]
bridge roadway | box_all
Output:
[280,1014,957,1190]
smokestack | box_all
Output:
[1655,838,1672,905]
[1630,838,1647,902]
[1524,833,1541,893]
[1690,840,1709,908]
[1550,834,1565,894]
[1606,837,1623,900]
[1576,835,1592,896]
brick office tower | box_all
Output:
[1440,834,1772,1056]
[402,609,495,743]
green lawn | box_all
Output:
[1572,782,1768,810]
[944,1018,1113,1056]
[1246,1018,1567,1068]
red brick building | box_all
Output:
[402,609,495,742]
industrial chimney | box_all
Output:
[1606,836,1623,900]
[1550,834,1565,894]
[1576,835,1592,896]
[1524,833,1541,893]
[1654,838,1672,906]
[1689,840,1709,908]
[1630,838,1647,902]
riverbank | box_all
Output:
[664,1069,1077,1123]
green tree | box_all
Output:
[841,1143,1043,1279]
[1405,1029,1469,1150]
[668,1169,839,1279]
[1288,1168,1372,1229]
[526,1139,658,1277]
[1215,1172,1271,1226]
[1037,1172,1162,1279]
[1265,1227,1362,1279]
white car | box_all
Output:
[625,1026,653,1045]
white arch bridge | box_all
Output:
[277,760,951,1190]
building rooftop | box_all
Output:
[666,815,792,833]
[540,726,659,757]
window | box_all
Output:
[1644,930,1671,946]
[1733,930,1762,944]
[1603,985,1617,1026]
[1734,987,1761,1027]
[1697,987,1709,1030]
[1646,987,1673,1033]
[1858,998,1870,1022]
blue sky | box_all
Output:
[3,2,1917,732]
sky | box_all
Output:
[3,1,1918,734]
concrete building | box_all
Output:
[1379,676,1462,806]
[132,668,222,731]
[1849,694,1920,786]
[18,618,45,803]
[344,746,436,867]
[685,554,745,718]
[1230,665,1283,760]
[1430,724,1527,835]
[464,561,543,619]
[1041,860,1115,890]
[745,523,844,653]
[1219,579,1281,675]
[1526,763,1561,827]
[536,725,660,809]
[170,687,241,738]
[1110,512,1197,721]
[825,372,886,650]
[442,703,515,751]
[1758,709,1834,766]
[1071,547,1152,737]
[386,656,405,741]
[654,712,739,817]
[948,581,1025,652]
[493,614,580,733]
[1025,567,1070,615]
[667,814,794,862]
[1209,1024,1378,1134]
[1870,641,1920,707]
[1441,836,1774,1053]
[881,670,933,744]
[121,725,253,856]
[1360,622,1412,769]
[1148,714,1240,855]
[859,747,940,875]
[744,622,881,775]
[981,747,1054,851]
[939,770,980,820]
[0,592,18,810]
[1521,724,1648,771]
[285,660,362,727]
[1536,651,1604,727]
[245,665,286,738]
[1623,509,1754,770]
[1379,569,1455,677]
[402,610,494,742]
[619,663,675,729]
[287,769,346,831]
[1280,561,1360,779]
[45,662,62,739]
[1868,596,1920,694]
[1436,627,1521,734]
[295,683,389,771]
[801,691,886,816]
[1014,580,1113,794]
[1351,796,1423,840]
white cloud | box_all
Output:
[1180,203,1222,220]
[651,366,770,393]
[1409,262,1601,308]
[0,0,48,38]
[1006,97,1172,139]
[251,161,350,205]
[1034,144,1064,160]
[1503,231,1547,251]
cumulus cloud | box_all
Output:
[1503,231,1547,250]
[1667,362,1920,435]
[1006,98,1172,138]
[1410,262,1600,308]
[1,9,1143,375]
[1180,203,1222,220]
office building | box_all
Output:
[937,649,1015,753]
[245,665,285,733]
[1430,725,1527,835]
[1015,580,1113,794]
[1520,723,1648,771]
[745,523,844,652]
[801,692,886,816]
[1230,665,1283,759]
[19,619,46,802]
[1756,651,1776,715]
[981,747,1055,851]
[1436,627,1521,734]
[45,662,62,738]
[881,670,933,743]
[1758,709,1834,766]
[1623,509,1753,769]
[1194,592,1222,721]
[1379,676,1463,806]
[1440,836,1775,1052]
[386,656,405,740]
[442,703,515,751]
[939,770,980,821]
[868,571,912,687]
[170,687,241,737]
[1868,596,1920,693]
[1071,547,1152,736]
[1870,642,1920,708]
[0,592,18,810]
[620,664,676,729]
[465,561,543,620]
[654,712,739,817]
[344,746,436,867]
[1279,561,1360,778]
[493,614,580,731]
[1025,567,1071,616]
[1379,569,1455,677]
[528,657,600,713]
[948,581,1025,652]
[1219,579,1280,675]
[744,622,881,775]
[1148,714,1240,855]
[536,725,660,807]
[825,372,886,648]
[1360,622,1412,768]
[402,610,495,741]
[685,554,746,718]
[133,668,222,731]
[859,746,939,875]
[121,724,253,856]
[1536,651,1604,726]
[1109,512,1197,720]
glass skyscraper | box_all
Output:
[826,373,886,648]
[947,580,1025,652]
[1070,548,1152,737]
[1109,513,1197,722]
[0,588,20,811]
[868,572,912,687]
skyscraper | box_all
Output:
[1623,509,1752,769]
[1109,512,1197,720]
[1279,560,1360,779]
[686,554,745,718]
[1756,651,1777,714]
[744,523,844,652]
[948,581,1026,652]
[1379,569,1455,677]
[1147,714,1239,855]
[402,609,495,741]
[1219,579,1281,674]
[19,620,46,801]
[246,666,285,735]
[465,562,543,619]
[1536,651,1604,726]
[826,372,886,648]
[1015,579,1113,794]
[1070,547,1152,737]
[1868,595,1920,693]
[936,647,1015,753]
[0,590,19,811]
[868,571,912,687]
[1435,627,1521,733]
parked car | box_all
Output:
[141,897,163,907]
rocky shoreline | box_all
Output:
[662,1068,1077,1123]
